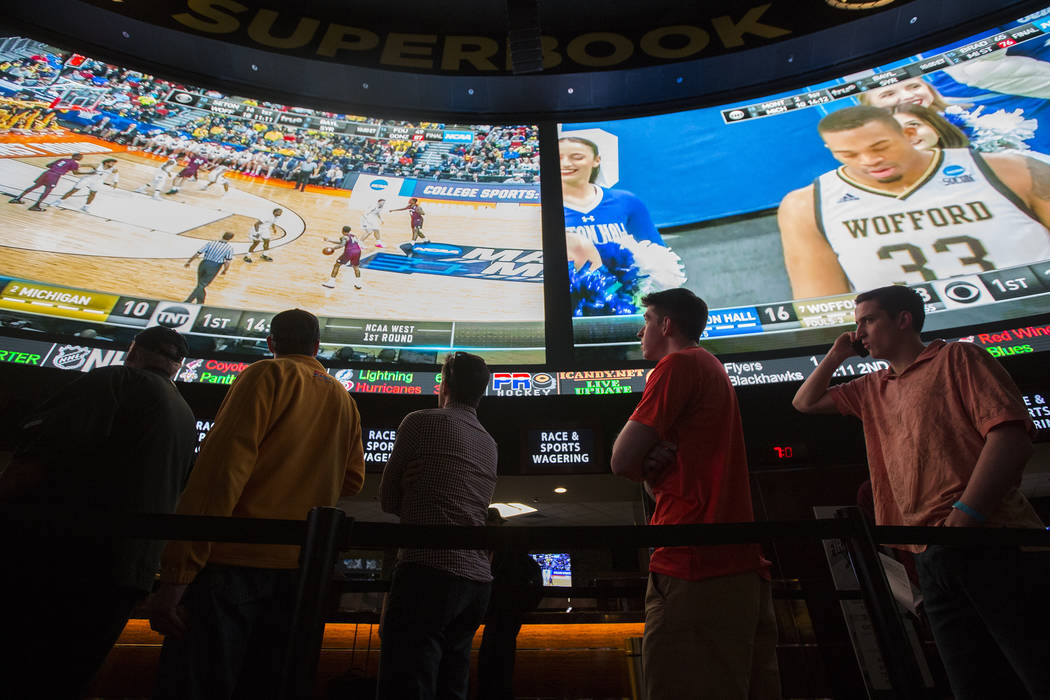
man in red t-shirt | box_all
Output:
[611,288,779,700]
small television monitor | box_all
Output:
[531,552,572,587]
[335,553,384,581]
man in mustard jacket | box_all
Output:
[147,308,365,699]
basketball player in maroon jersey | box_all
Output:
[166,153,209,194]
[391,197,428,243]
[322,226,363,289]
[9,153,89,211]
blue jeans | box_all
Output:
[377,562,491,700]
[153,564,299,700]
[915,544,1050,700]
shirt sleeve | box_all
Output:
[623,190,665,246]
[828,376,868,419]
[950,343,1036,438]
[629,354,694,437]
[379,413,422,515]
[160,363,277,584]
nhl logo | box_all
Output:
[52,345,90,370]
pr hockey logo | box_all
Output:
[490,372,556,396]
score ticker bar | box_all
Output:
[576,261,1050,347]
[721,23,1048,124]
[3,320,1048,392]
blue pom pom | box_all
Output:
[568,243,646,316]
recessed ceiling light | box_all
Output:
[553,487,567,494]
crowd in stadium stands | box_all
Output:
[0,47,540,186]
[1,54,184,126]
[129,117,538,186]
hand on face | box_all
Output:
[830,331,859,361]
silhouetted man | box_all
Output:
[0,326,196,698]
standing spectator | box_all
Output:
[610,288,779,700]
[0,327,196,699]
[476,508,544,700]
[793,285,1050,700]
[377,352,498,700]
[146,309,365,699]
[295,152,318,191]
[184,231,234,304]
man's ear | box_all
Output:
[897,310,913,332]
[660,315,673,337]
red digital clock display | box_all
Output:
[755,441,808,467]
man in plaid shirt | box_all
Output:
[377,352,497,700]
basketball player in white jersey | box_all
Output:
[244,208,282,263]
[778,105,1050,299]
[59,158,119,213]
[360,198,386,247]
[199,162,230,194]
[136,159,177,200]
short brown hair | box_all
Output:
[640,288,709,342]
[855,285,925,332]
[442,352,489,406]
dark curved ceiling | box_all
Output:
[3,0,1047,121]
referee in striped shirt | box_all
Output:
[184,232,234,304]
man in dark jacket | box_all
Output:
[0,326,197,698]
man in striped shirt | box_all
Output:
[184,232,234,304]
[377,352,498,700]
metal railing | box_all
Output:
[3,504,1048,699]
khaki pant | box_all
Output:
[643,571,780,700]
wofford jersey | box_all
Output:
[816,148,1050,290]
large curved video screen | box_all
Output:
[0,36,544,365]
[562,7,1050,361]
